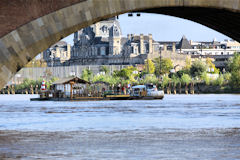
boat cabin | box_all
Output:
[131,84,159,97]
[52,76,90,98]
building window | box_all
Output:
[131,46,134,53]
[100,47,106,56]
[98,48,101,56]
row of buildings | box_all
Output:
[42,17,240,70]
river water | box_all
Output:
[0,94,240,159]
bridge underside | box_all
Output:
[143,7,240,42]
[0,0,240,88]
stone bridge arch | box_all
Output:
[0,0,240,88]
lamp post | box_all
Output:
[159,46,162,76]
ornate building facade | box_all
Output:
[67,17,161,65]
[43,41,71,66]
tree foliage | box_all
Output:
[206,57,219,74]
[100,66,110,75]
[154,58,173,76]
[190,60,207,78]
[113,66,137,84]
[229,53,240,88]
[81,69,93,82]
[184,57,192,70]
[144,59,155,74]
[181,74,192,85]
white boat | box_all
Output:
[130,84,164,100]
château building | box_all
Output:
[43,41,71,66]
[66,17,161,65]
[42,17,240,71]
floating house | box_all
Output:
[52,76,90,99]
[31,77,164,101]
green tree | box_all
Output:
[140,74,158,84]
[162,76,171,88]
[144,59,155,74]
[181,74,192,85]
[213,74,224,86]
[100,66,110,75]
[184,57,192,70]
[155,58,173,76]
[172,74,180,86]
[206,57,219,74]
[190,60,207,78]
[113,66,136,81]
[201,72,211,85]
[81,69,93,82]
[229,53,240,88]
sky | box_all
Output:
[63,13,230,45]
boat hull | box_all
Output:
[30,95,164,101]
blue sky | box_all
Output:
[63,13,230,45]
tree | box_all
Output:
[81,69,93,82]
[171,74,180,86]
[113,66,137,82]
[181,74,192,85]
[206,57,219,74]
[190,60,207,78]
[155,58,173,76]
[229,53,240,88]
[162,75,171,88]
[140,74,158,84]
[184,57,192,70]
[213,74,224,86]
[100,66,110,75]
[201,72,211,85]
[144,59,155,74]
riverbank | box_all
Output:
[164,84,240,94]
[1,85,240,95]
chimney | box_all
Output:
[148,34,153,54]
[140,34,144,54]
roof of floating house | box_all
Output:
[52,76,90,85]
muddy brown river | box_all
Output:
[0,94,240,159]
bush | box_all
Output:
[201,72,211,85]
[181,74,192,85]
[213,74,224,86]
[190,60,207,78]
[162,76,171,88]
[171,74,180,86]
[229,53,240,88]
[140,74,158,84]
